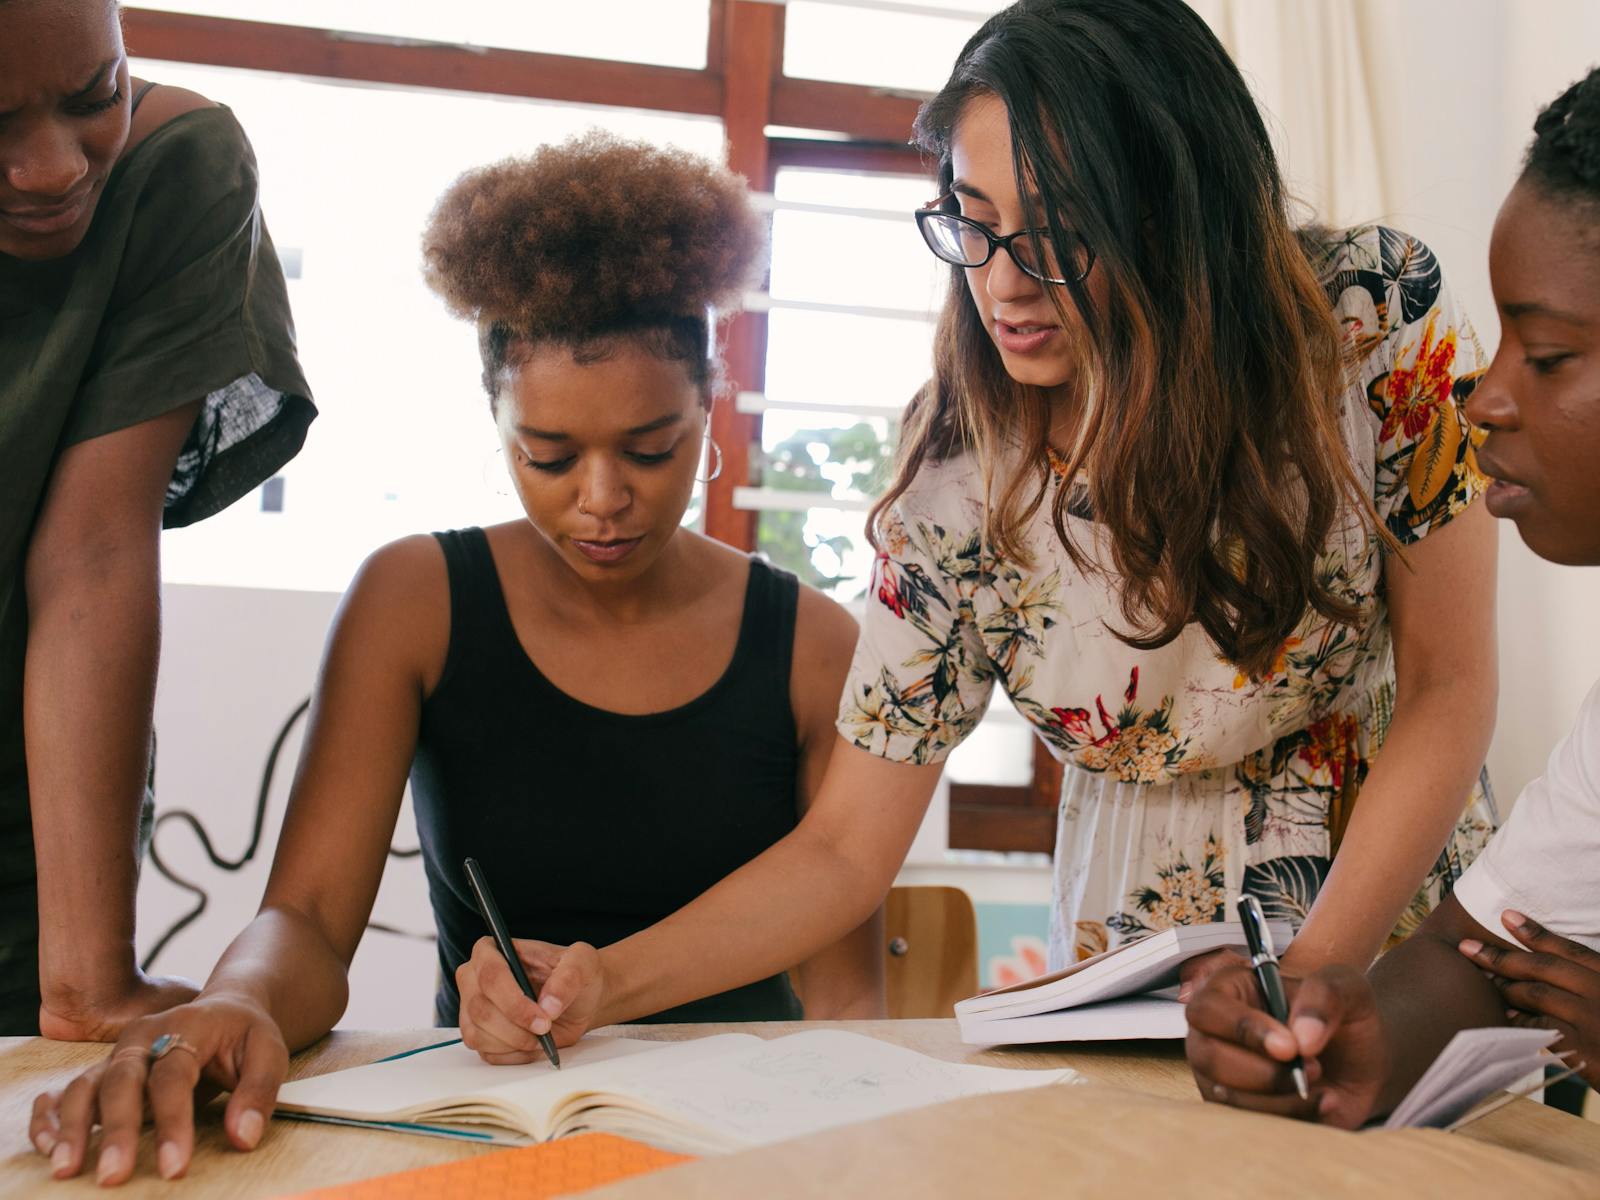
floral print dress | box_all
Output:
[838,226,1498,968]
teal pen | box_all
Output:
[463,856,561,1070]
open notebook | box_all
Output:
[274,1030,1079,1155]
[956,920,1292,1044]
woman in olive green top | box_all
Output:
[0,0,313,1035]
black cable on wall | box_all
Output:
[141,697,433,973]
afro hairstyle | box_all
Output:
[422,131,767,397]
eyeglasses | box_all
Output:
[914,195,1094,285]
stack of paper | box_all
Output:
[1385,1027,1561,1129]
[955,921,1292,1045]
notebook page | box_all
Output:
[275,1035,753,1130]
[1384,1027,1557,1129]
[577,1029,1079,1151]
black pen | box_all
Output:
[1236,893,1308,1101]
[463,856,561,1070]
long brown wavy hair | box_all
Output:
[875,0,1387,678]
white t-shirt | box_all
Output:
[1453,679,1600,951]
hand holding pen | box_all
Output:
[1184,898,1393,1129]
[462,857,561,1070]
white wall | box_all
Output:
[1357,0,1600,807]
[140,585,439,1028]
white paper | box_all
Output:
[958,996,1189,1045]
[1384,1027,1559,1129]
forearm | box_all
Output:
[1367,928,1507,1112]
[1285,686,1491,972]
[598,824,890,1027]
[201,906,352,1051]
[24,558,160,1009]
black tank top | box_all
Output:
[411,528,804,1026]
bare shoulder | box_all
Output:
[793,581,860,661]
[126,80,218,151]
[336,534,451,691]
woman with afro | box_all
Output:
[32,133,879,1186]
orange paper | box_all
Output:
[286,1133,694,1199]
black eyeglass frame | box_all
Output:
[913,195,1095,286]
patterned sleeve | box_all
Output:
[1356,228,1488,545]
[835,499,997,765]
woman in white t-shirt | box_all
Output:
[1185,64,1600,1127]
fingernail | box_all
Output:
[1504,910,1527,928]
[1177,983,1193,1003]
[50,1142,72,1176]
[96,1145,124,1185]
[159,1141,184,1180]
[530,1015,550,1035]
[1292,1017,1326,1047]
[541,996,565,1020]
[1318,1092,1339,1116]
[33,1130,56,1155]
[1459,939,1483,957]
[1264,1029,1296,1057]
[236,1108,264,1149]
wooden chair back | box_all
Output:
[884,885,979,1019]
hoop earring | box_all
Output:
[697,437,723,484]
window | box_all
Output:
[137,0,712,68]
[750,166,939,600]
[782,0,1009,92]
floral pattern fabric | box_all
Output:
[839,226,1497,966]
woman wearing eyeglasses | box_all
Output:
[883,0,1498,976]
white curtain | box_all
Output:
[1187,0,1388,228]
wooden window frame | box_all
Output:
[122,2,1052,852]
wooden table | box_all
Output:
[2,1021,1597,1197]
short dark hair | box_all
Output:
[1524,65,1600,208]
